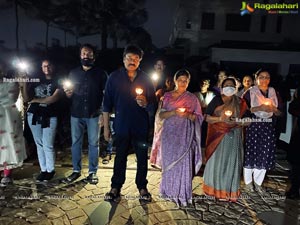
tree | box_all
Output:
[0,0,31,51]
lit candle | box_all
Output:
[135,88,143,95]
[151,72,159,81]
[63,80,73,89]
[224,110,233,117]
[177,108,186,112]
[263,100,271,105]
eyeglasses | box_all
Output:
[258,76,270,80]
[125,56,140,63]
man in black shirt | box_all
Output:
[62,44,107,184]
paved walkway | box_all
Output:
[0,151,299,225]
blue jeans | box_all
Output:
[27,113,57,172]
[71,116,99,174]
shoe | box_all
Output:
[286,188,300,199]
[104,188,121,202]
[254,183,265,195]
[0,176,13,187]
[61,172,81,184]
[36,171,48,182]
[43,171,56,181]
[139,188,152,202]
[102,154,111,164]
[244,182,254,193]
[84,173,98,185]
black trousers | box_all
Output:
[111,133,148,190]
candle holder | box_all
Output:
[224,110,233,117]
[135,88,143,95]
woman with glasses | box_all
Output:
[242,70,282,194]
[203,77,249,202]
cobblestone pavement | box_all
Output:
[0,151,299,225]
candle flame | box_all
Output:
[135,88,143,95]
[224,110,233,117]
[63,80,73,89]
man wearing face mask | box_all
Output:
[62,44,107,184]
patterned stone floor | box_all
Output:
[0,152,299,225]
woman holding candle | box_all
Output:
[242,70,282,194]
[203,77,249,201]
[159,69,203,207]
[24,59,63,181]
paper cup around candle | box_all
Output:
[178,108,186,112]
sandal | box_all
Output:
[104,188,121,202]
[0,176,13,187]
[139,188,152,202]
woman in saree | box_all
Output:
[159,69,203,206]
[203,77,248,201]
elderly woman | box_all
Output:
[243,70,282,194]
[159,69,203,206]
[203,77,249,201]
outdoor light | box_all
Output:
[135,88,143,95]
[63,79,73,89]
[177,107,186,112]
[224,110,233,117]
[151,72,159,81]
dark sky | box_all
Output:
[0,0,178,49]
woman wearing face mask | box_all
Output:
[242,70,282,194]
[203,77,249,201]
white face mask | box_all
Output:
[222,86,236,96]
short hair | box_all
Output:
[123,44,144,58]
[79,43,96,57]
[174,69,191,81]
[41,58,53,65]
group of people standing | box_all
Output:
[0,43,297,206]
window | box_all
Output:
[225,14,251,32]
[201,13,215,30]
[276,16,282,33]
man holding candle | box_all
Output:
[103,44,156,202]
[62,44,107,185]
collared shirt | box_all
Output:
[69,66,107,118]
[103,68,157,135]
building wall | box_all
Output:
[170,0,300,56]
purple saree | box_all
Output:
[159,91,203,206]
